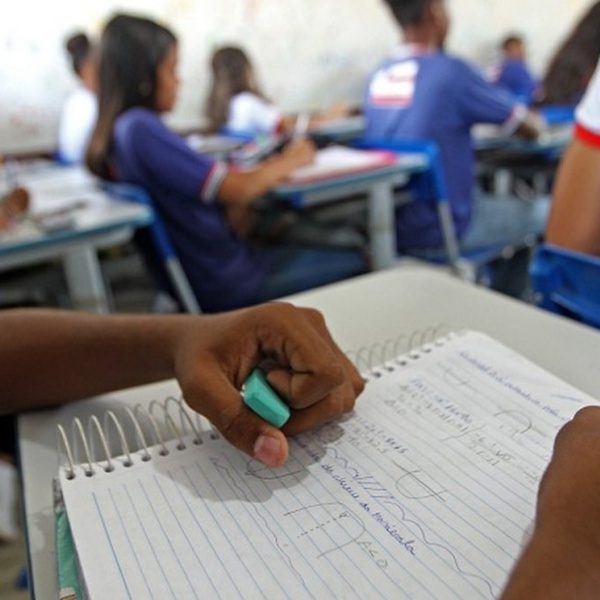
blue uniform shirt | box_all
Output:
[365,47,520,249]
[112,108,270,311]
[495,59,537,105]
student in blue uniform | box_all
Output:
[493,35,537,105]
[87,15,366,312]
[365,0,548,270]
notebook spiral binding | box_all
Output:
[57,397,220,481]
[348,323,450,380]
[57,325,450,480]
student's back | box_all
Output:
[365,46,520,248]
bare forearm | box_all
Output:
[0,310,193,413]
[546,140,600,255]
[502,523,600,599]
[218,158,296,204]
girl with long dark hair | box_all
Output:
[87,14,365,312]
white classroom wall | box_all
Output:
[0,0,595,154]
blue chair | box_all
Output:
[354,138,535,281]
[218,127,258,143]
[538,105,575,126]
[530,244,600,329]
[101,182,201,314]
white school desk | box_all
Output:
[274,154,428,270]
[18,264,600,598]
[310,115,366,143]
[474,124,573,197]
[473,123,573,154]
[0,165,152,313]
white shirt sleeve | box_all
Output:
[575,62,600,134]
[226,92,282,135]
[58,87,98,164]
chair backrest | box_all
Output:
[101,181,202,314]
[354,138,462,271]
[538,105,575,126]
[530,244,600,329]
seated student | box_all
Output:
[491,34,537,105]
[364,0,547,270]
[87,15,366,312]
[205,45,348,136]
[58,32,98,164]
[2,305,600,596]
[546,62,600,255]
[536,1,600,107]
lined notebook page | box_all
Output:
[59,331,593,599]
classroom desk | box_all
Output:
[186,133,246,159]
[474,124,573,196]
[18,264,600,598]
[274,154,428,270]
[310,115,366,143]
[0,165,152,312]
[473,123,573,154]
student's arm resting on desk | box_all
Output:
[217,138,315,204]
[501,407,600,599]
[457,61,543,139]
[0,304,363,467]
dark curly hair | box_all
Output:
[538,2,600,106]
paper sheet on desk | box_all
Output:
[29,189,108,217]
[287,145,396,183]
[17,167,105,215]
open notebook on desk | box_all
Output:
[286,145,398,184]
[56,330,593,599]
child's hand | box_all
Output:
[501,406,600,599]
[173,303,364,467]
[281,138,316,169]
[536,407,600,531]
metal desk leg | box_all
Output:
[368,181,396,270]
[494,168,512,197]
[63,247,110,313]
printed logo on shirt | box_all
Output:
[369,60,419,108]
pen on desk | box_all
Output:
[293,113,310,139]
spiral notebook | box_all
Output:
[56,330,593,600]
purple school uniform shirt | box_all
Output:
[111,108,270,311]
[494,59,537,104]
[365,46,521,249]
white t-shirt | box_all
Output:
[226,92,281,135]
[575,63,600,142]
[58,86,98,164]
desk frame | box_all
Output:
[275,158,427,270]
